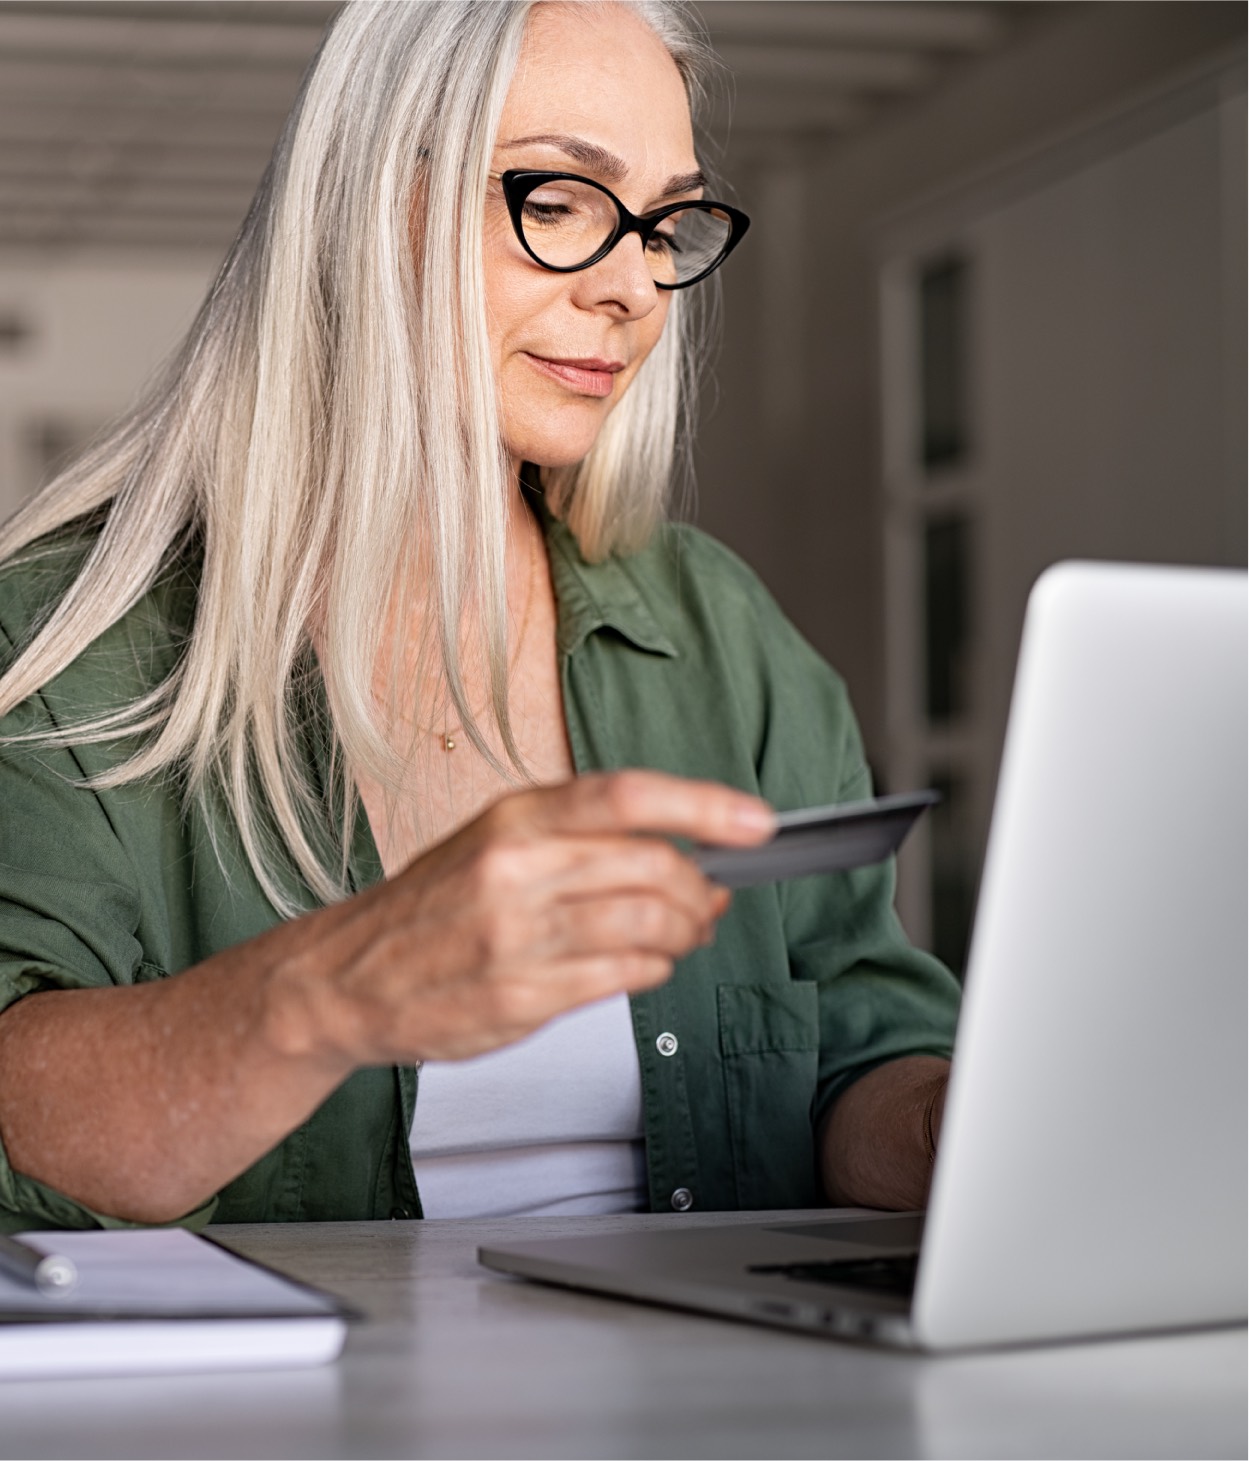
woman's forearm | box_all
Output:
[0,905,358,1224]
[819,1055,949,1210]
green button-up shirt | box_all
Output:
[0,508,959,1231]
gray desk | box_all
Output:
[0,1212,1244,1459]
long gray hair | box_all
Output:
[0,0,718,913]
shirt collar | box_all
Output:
[530,489,679,661]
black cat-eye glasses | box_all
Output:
[490,169,750,290]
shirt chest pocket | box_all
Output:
[717,982,821,1210]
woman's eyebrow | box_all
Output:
[499,132,706,197]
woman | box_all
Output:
[0,0,958,1230]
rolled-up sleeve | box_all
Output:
[0,627,217,1232]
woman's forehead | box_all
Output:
[499,2,697,185]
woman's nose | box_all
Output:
[574,232,661,318]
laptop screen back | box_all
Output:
[914,563,1247,1349]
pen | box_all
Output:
[0,1232,79,1296]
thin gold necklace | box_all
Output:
[420,519,540,752]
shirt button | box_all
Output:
[670,1187,694,1212]
[656,1032,679,1057]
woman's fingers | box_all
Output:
[499,769,776,847]
[494,949,679,1026]
[534,889,720,963]
[433,849,723,973]
[395,952,678,1062]
[459,831,720,922]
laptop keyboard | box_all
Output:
[748,1253,920,1297]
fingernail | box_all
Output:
[733,800,776,833]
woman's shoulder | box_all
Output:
[600,520,783,630]
[601,522,870,813]
[639,519,774,598]
[621,521,849,688]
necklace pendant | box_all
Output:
[443,733,456,752]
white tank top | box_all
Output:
[408,992,648,1218]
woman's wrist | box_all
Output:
[241,900,371,1076]
[921,1072,947,1166]
[820,1055,951,1210]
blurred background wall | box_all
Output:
[0,0,1244,969]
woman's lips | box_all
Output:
[523,353,624,399]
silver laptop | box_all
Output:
[480,562,1248,1350]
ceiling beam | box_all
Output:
[0,178,255,211]
[0,1,337,23]
[0,56,306,109]
[0,217,235,248]
[0,105,285,150]
[0,144,274,188]
[0,10,325,66]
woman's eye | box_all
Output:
[523,200,573,222]
[647,231,681,255]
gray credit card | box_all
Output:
[691,790,939,889]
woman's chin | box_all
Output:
[506,421,611,474]
[524,451,596,474]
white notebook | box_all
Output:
[0,1229,349,1379]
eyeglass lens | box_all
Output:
[518,177,733,286]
